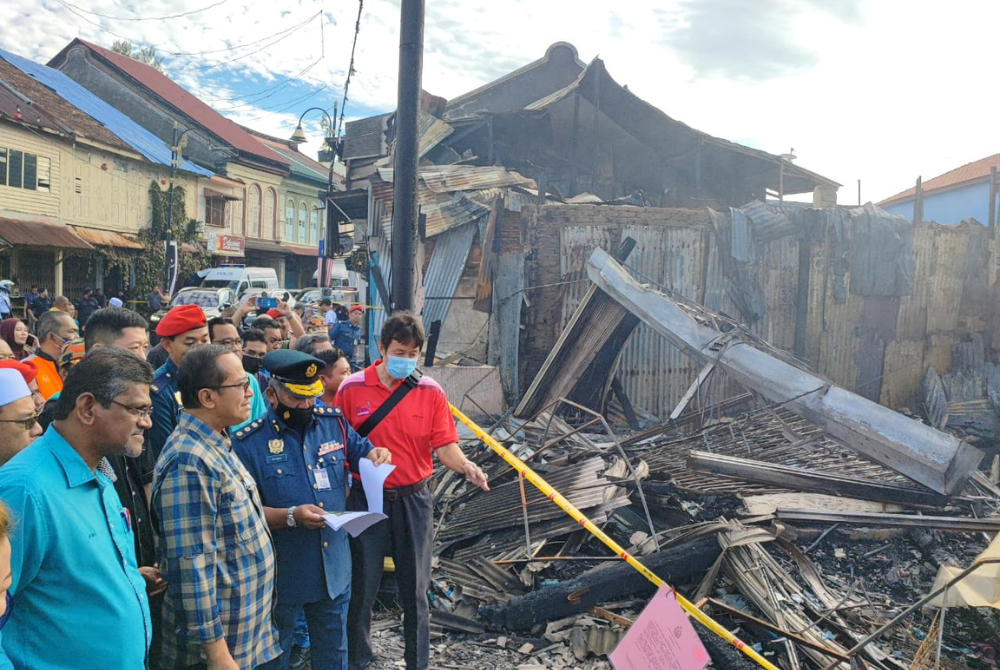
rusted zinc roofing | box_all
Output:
[69,226,143,249]
[0,78,67,135]
[0,218,92,249]
[377,164,536,193]
[421,221,478,331]
[49,39,286,167]
[527,58,839,195]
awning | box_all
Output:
[245,238,285,254]
[204,188,242,201]
[0,217,93,249]
[329,189,369,220]
[283,244,319,257]
[69,226,144,250]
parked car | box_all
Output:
[198,265,279,295]
[294,286,359,307]
[150,287,236,327]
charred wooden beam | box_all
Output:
[774,509,1000,532]
[686,451,952,507]
[477,534,720,631]
[587,247,984,495]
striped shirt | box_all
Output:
[153,412,280,670]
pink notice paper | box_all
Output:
[609,586,711,670]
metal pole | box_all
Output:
[165,125,178,293]
[390,0,423,314]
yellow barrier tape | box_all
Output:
[450,403,781,670]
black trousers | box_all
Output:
[346,486,432,670]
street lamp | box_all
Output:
[165,123,196,297]
[290,106,340,292]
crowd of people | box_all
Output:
[0,286,489,670]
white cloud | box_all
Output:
[2,0,999,203]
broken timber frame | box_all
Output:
[586,248,984,495]
[686,451,953,508]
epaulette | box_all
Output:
[233,418,266,440]
[313,405,341,416]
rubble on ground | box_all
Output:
[373,248,1000,669]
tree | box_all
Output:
[110,40,165,73]
[127,181,210,315]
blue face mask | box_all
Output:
[0,592,13,630]
[386,355,418,380]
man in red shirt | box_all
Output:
[334,311,488,670]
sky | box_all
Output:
[0,0,996,204]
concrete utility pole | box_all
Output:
[390,0,424,314]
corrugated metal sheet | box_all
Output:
[422,192,491,239]
[730,206,755,262]
[0,218,92,249]
[615,224,706,417]
[378,165,536,193]
[417,111,454,158]
[422,222,478,331]
[740,200,799,242]
[2,49,212,176]
[69,226,143,249]
[73,40,285,167]
[491,251,525,405]
[367,234,392,362]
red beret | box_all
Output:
[349,304,364,313]
[266,308,281,319]
[0,359,37,385]
[156,304,207,337]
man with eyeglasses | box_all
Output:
[148,305,211,464]
[154,344,280,670]
[0,368,43,467]
[232,350,391,670]
[24,309,79,400]
[208,317,267,430]
[82,306,166,667]
[0,348,155,669]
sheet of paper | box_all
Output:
[609,586,710,670]
[322,511,387,538]
[359,459,395,515]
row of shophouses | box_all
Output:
[0,38,347,305]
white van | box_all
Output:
[199,265,279,297]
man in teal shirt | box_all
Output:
[0,347,154,669]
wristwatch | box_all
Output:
[286,506,297,528]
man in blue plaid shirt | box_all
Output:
[153,344,281,670]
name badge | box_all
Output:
[314,469,332,491]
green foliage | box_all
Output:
[130,181,210,313]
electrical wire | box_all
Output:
[50,0,137,44]
[163,12,321,57]
[189,11,322,72]
[335,0,364,139]
[52,0,230,21]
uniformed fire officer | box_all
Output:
[232,350,392,670]
[148,304,210,464]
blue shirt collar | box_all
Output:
[155,357,178,378]
[43,426,99,489]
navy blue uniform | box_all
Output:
[233,404,373,670]
[148,358,181,468]
[329,322,362,360]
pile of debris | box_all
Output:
[398,249,1000,670]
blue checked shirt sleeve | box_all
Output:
[156,457,226,644]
